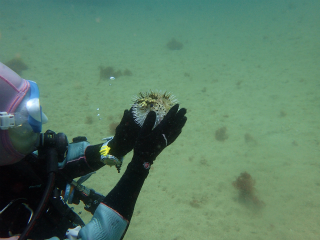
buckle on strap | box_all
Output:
[0,112,15,130]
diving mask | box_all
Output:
[0,80,48,133]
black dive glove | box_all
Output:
[107,108,141,159]
[132,104,187,169]
[101,104,187,221]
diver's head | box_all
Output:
[0,62,48,166]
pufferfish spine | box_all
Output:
[132,90,178,128]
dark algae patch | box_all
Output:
[233,172,265,209]
[98,66,133,84]
[5,57,28,75]
[166,38,183,50]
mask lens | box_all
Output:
[26,81,43,133]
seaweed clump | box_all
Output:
[99,66,133,83]
[123,68,133,76]
[215,126,228,141]
[233,172,265,209]
[5,57,28,75]
[99,66,122,80]
[166,38,183,50]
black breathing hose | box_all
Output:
[18,148,58,240]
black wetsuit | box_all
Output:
[0,142,149,239]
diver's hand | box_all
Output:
[132,104,187,167]
[108,108,141,159]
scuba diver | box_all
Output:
[0,62,187,240]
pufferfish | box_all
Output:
[132,90,178,128]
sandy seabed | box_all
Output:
[1,0,320,239]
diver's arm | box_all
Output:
[58,140,105,179]
[78,105,187,240]
[102,105,187,222]
[76,151,151,240]
[60,108,140,179]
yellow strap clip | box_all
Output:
[100,145,111,156]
